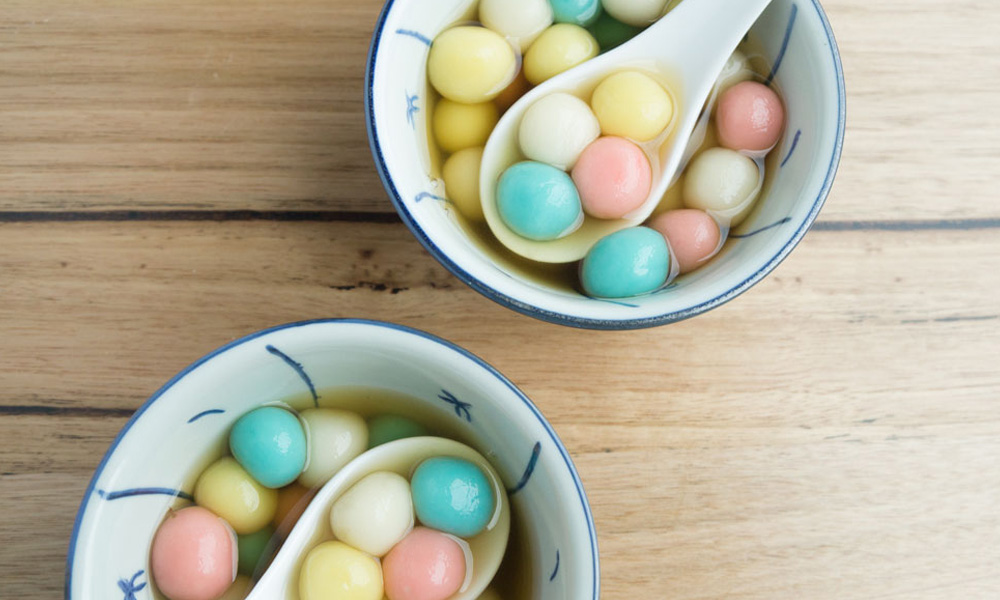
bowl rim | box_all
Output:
[65,318,600,599]
[365,0,847,330]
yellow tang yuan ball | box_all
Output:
[433,99,498,154]
[428,26,517,104]
[194,456,278,535]
[443,147,485,222]
[591,70,674,142]
[524,24,599,85]
[299,541,384,600]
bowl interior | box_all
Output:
[67,320,598,600]
[367,0,844,328]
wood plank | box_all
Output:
[1,221,998,415]
[2,0,999,221]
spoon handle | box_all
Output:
[636,0,774,88]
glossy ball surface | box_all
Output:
[648,209,722,274]
[330,471,414,557]
[550,0,602,27]
[716,81,785,153]
[523,24,599,85]
[479,0,553,51]
[150,507,237,600]
[382,527,468,600]
[299,541,383,600]
[683,147,759,223]
[433,100,498,154]
[496,161,583,241]
[229,406,307,489]
[580,227,671,298]
[519,93,600,170]
[443,147,486,223]
[591,71,673,142]
[572,137,652,219]
[410,457,496,538]
[297,408,368,488]
[602,0,669,27]
[194,457,278,535]
[428,27,516,103]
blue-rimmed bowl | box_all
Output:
[66,319,598,599]
[366,0,845,329]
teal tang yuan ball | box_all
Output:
[580,226,671,298]
[497,161,583,241]
[229,406,307,488]
[410,457,496,538]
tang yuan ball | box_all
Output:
[591,71,674,142]
[443,147,486,223]
[497,161,583,241]
[382,527,467,600]
[150,507,237,600]
[479,0,552,51]
[572,137,652,220]
[368,415,429,449]
[580,227,671,298]
[195,457,278,535]
[683,148,760,222]
[229,406,307,489]
[411,457,496,538]
[428,27,516,103]
[550,0,602,27]
[588,11,643,51]
[518,93,600,170]
[648,209,722,274]
[523,24,599,85]
[273,482,315,535]
[602,0,669,27]
[494,69,532,113]
[716,50,753,94]
[330,471,414,556]
[218,576,252,600]
[236,525,276,576]
[433,100,498,154]
[716,81,786,153]
[299,541,383,600]
[297,408,368,488]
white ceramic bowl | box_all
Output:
[66,320,598,599]
[366,0,845,329]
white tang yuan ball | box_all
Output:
[715,50,754,94]
[518,93,601,170]
[602,0,670,27]
[479,0,554,51]
[297,409,368,488]
[683,148,760,224]
[330,472,414,557]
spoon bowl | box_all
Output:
[246,436,510,600]
[481,0,774,263]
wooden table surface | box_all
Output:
[2,1,999,598]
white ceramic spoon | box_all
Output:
[244,437,510,600]
[480,0,774,263]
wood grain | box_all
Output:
[2,0,1000,599]
[2,221,999,598]
[1,0,999,221]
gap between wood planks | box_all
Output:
[1,210,999,231]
